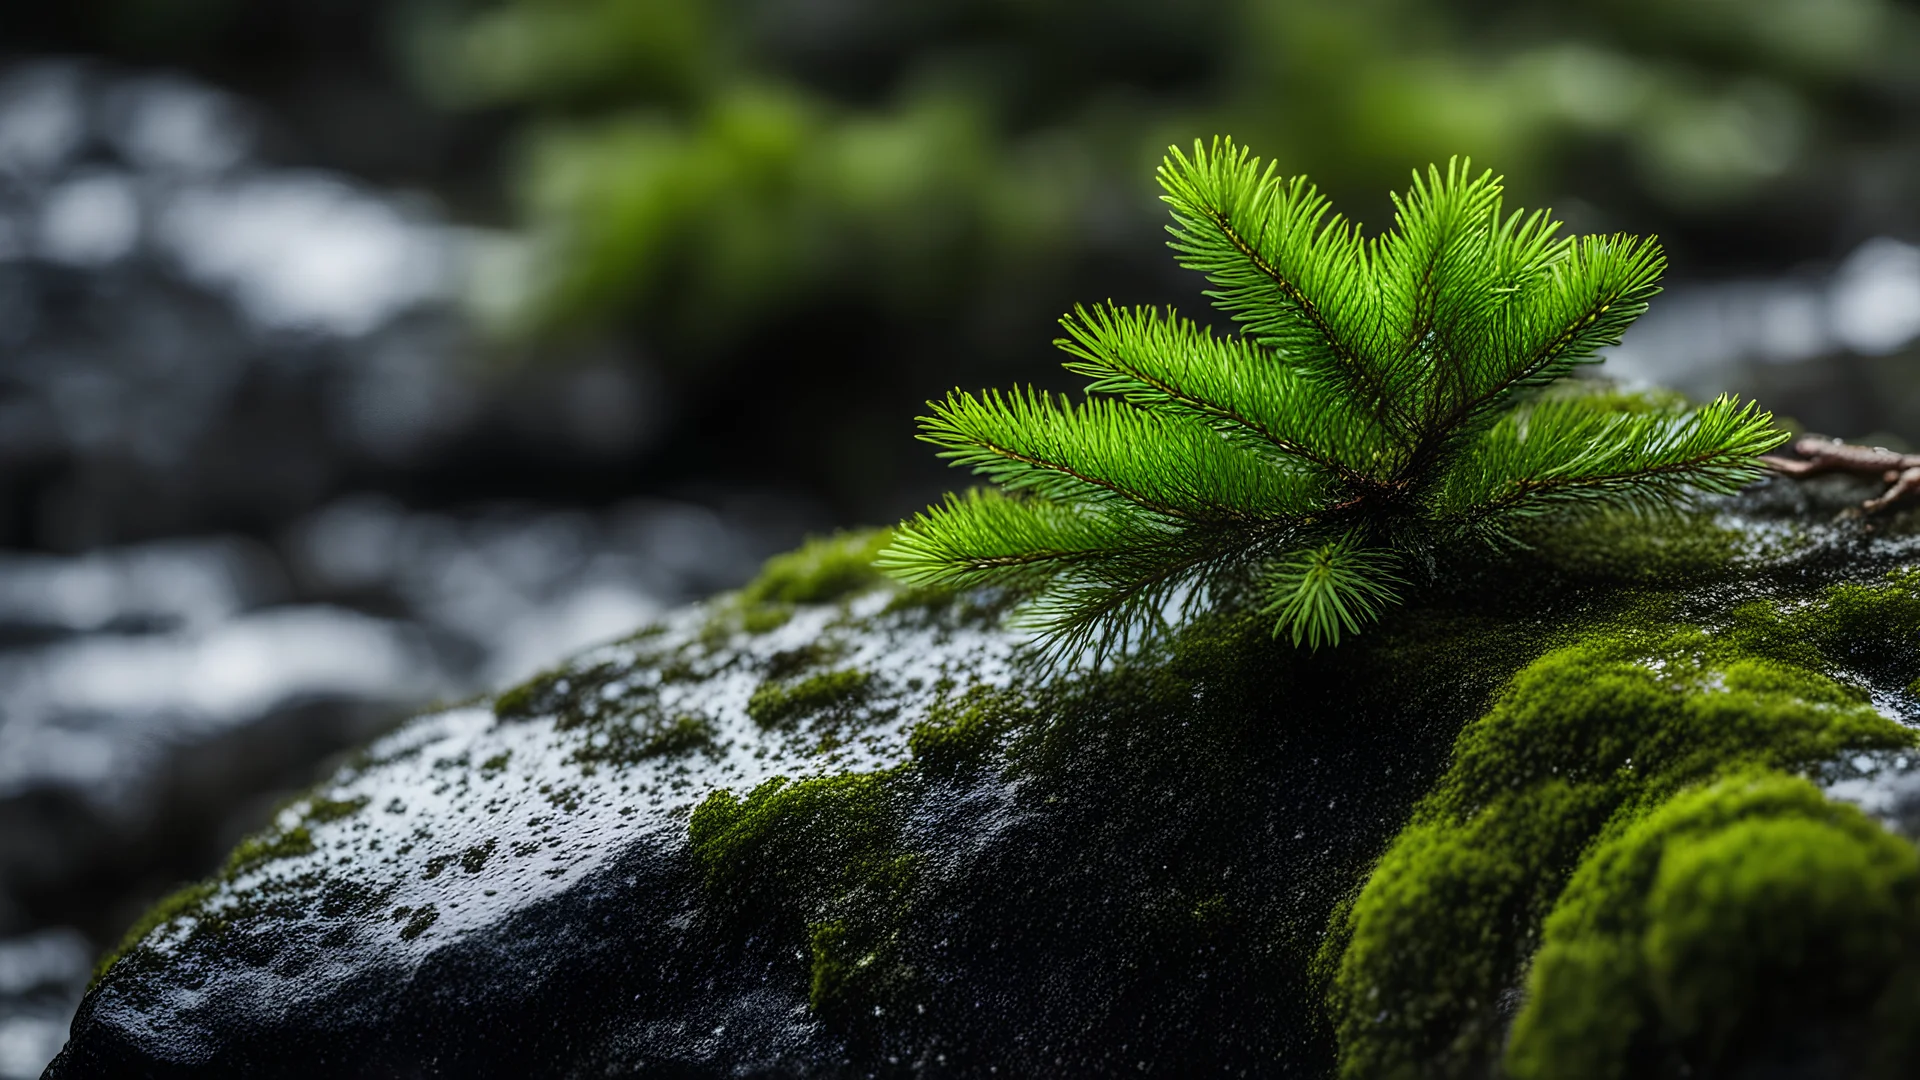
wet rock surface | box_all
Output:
[41,480,1920,1078]
[0,62,830,1080]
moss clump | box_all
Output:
[650,713,716,756]
[1727,567,1920,679]
[878,581,1023,627]
[764,640,845,680]
[736,602,795,634]
[807,919,892,1017]
[711,529,896,637]
[493,658,650,728]
[1326,603,1916,1079]
[738,529,892,608]
[1507,771,1920,1080]
[746,668,874,730]
[688,772,915,1018]
[225,825,316,875]
[493,654,719,768]
[569,712,716,767]
[459,838,499,874]
[303,795,369,824]
[907,684,1023,776]
[492,666,569,722]
[688,773,910,909]
[95,785,404,985]
[396,904,440,941]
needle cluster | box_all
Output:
[880,139,1784,653]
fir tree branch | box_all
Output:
[879,489,1170,588]
[885,141,1785,657]
[1393,234,1665,487]
[1376,158,1508,415]
[1017,529,1266,663]
[1260,535,1403,649]
[1055,304,1386,486]
[919,388,1326,523]
[1157,139,1408,437]
[1434,395,1784,528]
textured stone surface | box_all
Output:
[44,481,1920,1078]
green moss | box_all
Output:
[1733,567,1920,678]
[688,771,915,1019]
[303,795,369,823]
[493,653,719,768]
[765,640,845,680]
[225,825,315,875]
[688,773,908,901]
[615,622,668,645]
[94,789,390,985]
[746,668,874,730]
[1507,771,1920,1080]
[738,602,796,634]
[802,914,913,1019]
[907,684,1022,775]
[1510,508,1754,586]
[91,881,215,985]
[878,581,1022,626]
[705,529,897,639]
[738,529,893,608]
[493,665,567,721]
[569,711,716,767]
[459,838,499,874]
[1326,601,1918,1079]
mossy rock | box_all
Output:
[1508,771,1920,1079]
[1323,601,1919,1078]
[49,488,1920,1078]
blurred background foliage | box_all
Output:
[432,0,1920,517]
[16,0,1920,519]
[408,0,1920,333]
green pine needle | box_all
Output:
[881,137,1788,656]
[1263,536,1404,651]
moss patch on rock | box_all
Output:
[91,881,215,985]
[689,772,916,1018]
[1507,508,1758,586]
[907,683,1026,776]
[712,529,894,636]
[82,490,1920,1076]
[739,530,893,608]
[93,792,395,988]
[1325,579,1920,1079]
[1507,770,1920,1080]
[747,668,873,729]
[493,654,719,768]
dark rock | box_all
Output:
[43,493,1920,1078]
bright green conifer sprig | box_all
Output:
[879,139,1786,655]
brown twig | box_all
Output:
[1761,436,1920,513]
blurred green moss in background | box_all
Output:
[406,0,1920,349]
[16,0,1920,518]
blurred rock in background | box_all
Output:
[5,1,1920,1076]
